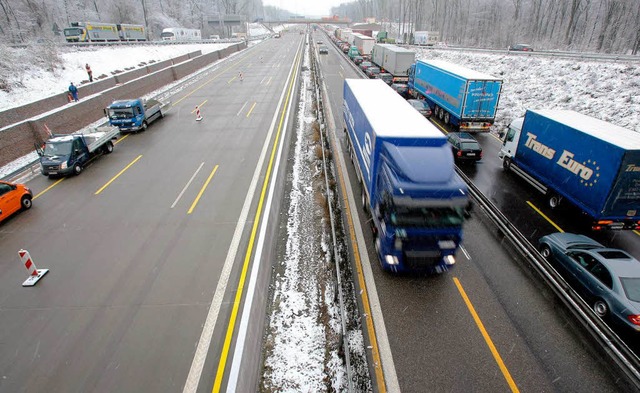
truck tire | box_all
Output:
[502,157,511,172]
[361,188,368,213]
[443,112,450,125]
[73,163,83,176]
[548,193,562,209]
[104,141,114,154]
[21,195,33,210]
[141,121,148,131]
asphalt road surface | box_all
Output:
[313,28,638,392]
[0,34,303,392]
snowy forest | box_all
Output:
[1,0,639,54]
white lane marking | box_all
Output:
[320,68,401,391]
[260,76,266,85]
[171,163,204,209]
[181,38,301,393]
[460,245,471,261]
[236,101,248,117]
[225,41,302,393]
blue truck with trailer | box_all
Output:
[106,98,166,133]
[408,59,502,132]
[343,79,470,273]
[499,109,640,230]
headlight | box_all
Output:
[385,255,399,265]
[60,161,67,169]
[445,255,456,266]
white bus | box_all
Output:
[161,28,201,41]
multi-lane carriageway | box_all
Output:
[0,29,638,392]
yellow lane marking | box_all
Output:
[334,148,387,391]
[634,230,640,237]
[187,165,219,214]
[33,178,64,200]
[114,134,129,145]
[453,277,520,393]
[191,100,208,113]
[246,102,257,118]
[212,43,303,393]
[227,76,237,84]
[526,201,564,233]
[94,155,142,195]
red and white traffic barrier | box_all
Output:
[195,106,203,121]
[18,249,49,287]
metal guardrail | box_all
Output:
[311,34,355,392]
[457,168,640,390]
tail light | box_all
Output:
[597,220,613,225]
[456,151,462,157]
[628,314,640,326]
[479,151,483,158]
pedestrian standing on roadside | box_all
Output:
[85,63,93,82]
[68,82,79,102]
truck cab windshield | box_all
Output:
[109,108,134,119]
[389,206,465,227]
[44,141,72,156]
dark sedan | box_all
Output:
[406,99,432,118]
[390,83,410,98]
[539,232,640,334]
[446,132,482,162]
[365,66,381,78]
[508,43,534,51]
[352,55,364,65]
[359,61,374,72]
[376,72,393,85]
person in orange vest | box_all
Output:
[85,63,93,82]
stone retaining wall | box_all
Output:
[0,43,246,167]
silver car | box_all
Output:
[539,232,640,334]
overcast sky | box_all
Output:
[262,0,345,17]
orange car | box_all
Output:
[0,181,33,223]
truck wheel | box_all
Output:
[502,157,511,172]
[548,194,562,209]
[104,141,114,154]
[73,163,83,175]
[141,121,148,131]
[361,189,368,213]
[443,112,450,125]
[21,195,33,210]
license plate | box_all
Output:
[49,171,57,175]
[467,153,476,156]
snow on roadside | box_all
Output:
[261,37,346,392]
[415,49,640,133]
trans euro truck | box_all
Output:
[38,126,119,177]
[371,44,415,83]
[343,79,470,273]
[107,98,166,133]
[408,59,503,132]
[499,109,640,230]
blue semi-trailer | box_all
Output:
[500,109,640,230]
[408,59,502,132]
[343,78,470,273]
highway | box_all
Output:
[313,27,639,392]
[1,29,639,393]
[0,35,303,392]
